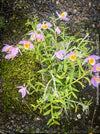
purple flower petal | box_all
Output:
[37,23,42,29]
[90,63,100,73]
[56,27,61,35]
[5,53,16,60]
[90,76,100,88]
[90,77,98,88]
[56,11,69,21]
[51,54,56,60]
[46,22,52,28]
[18,40,28,44]
[82,55,100,66]
[56,11,60,17]
[82,57,89,65]
[17,86,24,88]
[51,50,66,60]
[2,44,12,52]
[90,55,100,60]
[35,34,45,41]
[62,17,69,21]
[18,40,34,50]
[18,84,29,98]
[27,32,35,35]
[30,43,35,49]
[22,91,26,98]
[64,52,81,60]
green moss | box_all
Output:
[1,49,41,113]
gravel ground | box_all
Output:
[0,0,100,133]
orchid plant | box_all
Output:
[1,11,100,126]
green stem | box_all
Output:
[78,34,89,47]
[51,103,54,121]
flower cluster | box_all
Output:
[2,44,22,60]
[82,55,100,88]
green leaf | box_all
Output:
[75,103,78,113]
[70,103,74,108]
[53,120,60,125]
[53,106,61,109]
[69,71,74,83]
[45,34,53,39]
[43,110,51,116]
[72,87,79,92]
[37,68,47,73]
[31,104,36,108]
[84,77,90,83]
[31,104,37,111]
[41,58,49,63]
[77,59,85,73]
[49,120,60,126]
[64,62,68,72]
[47,118,53,125]
[71,92,78,99]
[49,28,55,34]
[78,67,81,78]
[56,74,64,79]
[55,100,61,103]
[77,81,84,88]
[66,76,70,84]
[43,103,51,110]
[35,82,44,87]
[54,78,63,85]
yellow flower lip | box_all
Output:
[42,24,48,29]
[11,55,13,59]
[70,54,76,61]
[96,66,100,71]
[61,13,66,17]
[88,58,94,65]
[94,78,100,82]
[6,48,10,52]
[24,42,30,49]
[36,37,41,40]
[31,34,34,39]
[22,89,25,92]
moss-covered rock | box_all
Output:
[1,49,41,113]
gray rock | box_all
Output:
[73,9,77,14]
[36,128,40,133]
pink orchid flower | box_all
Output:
[17,84,29,98]
[2,44,13,52]
[90,75,100,88]
[5,53,17,60]
[4,47,22,60]
[56,27,61,35]
[82,55,100,66]
[2,44,22,60]
[64,52,82,61]
[51,50,66,60]
[35,34,45,41]
[56,11,69,21]
[90,63,100,73]
[27,32,36,41]
[10,47,22,55]
[18,40,35,49]
[37,21,52,30]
